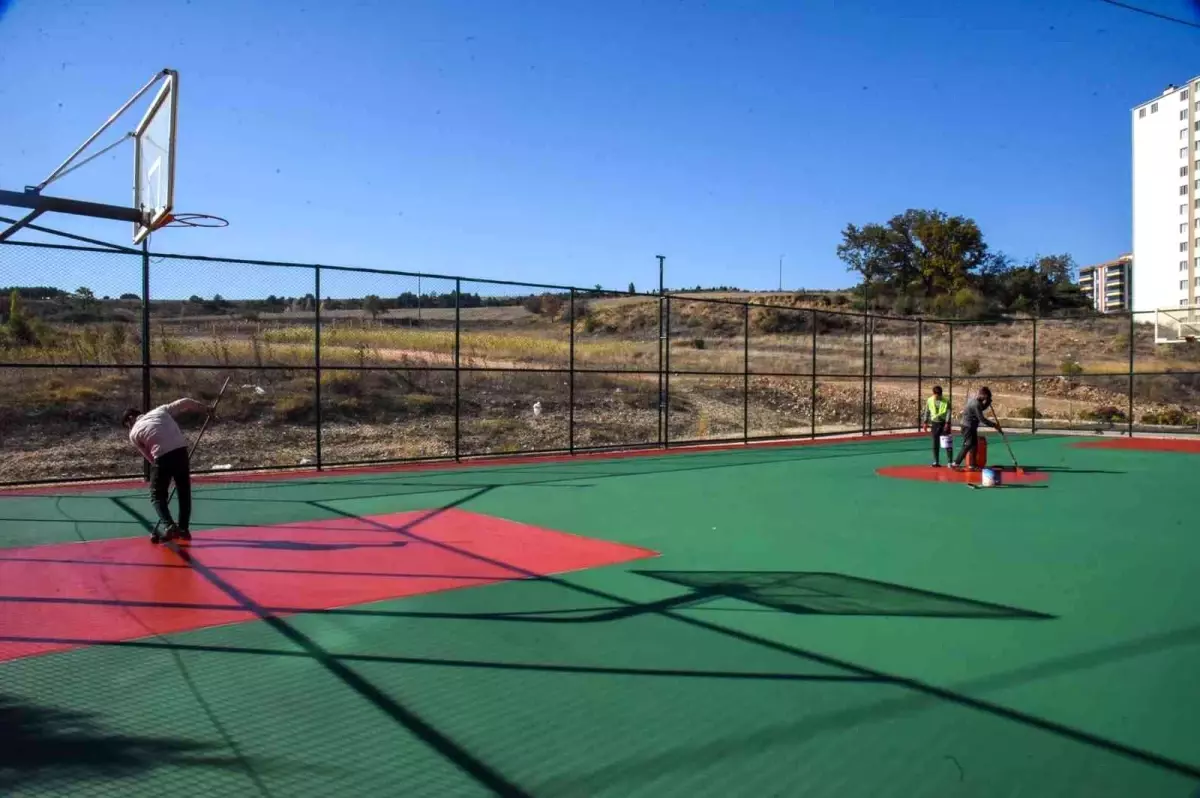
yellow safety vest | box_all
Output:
[926,396,949,422]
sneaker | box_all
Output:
[162,523,182,542]
[176,527,192,541]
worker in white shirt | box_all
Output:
[121,398,215,543]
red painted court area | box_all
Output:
[1074,437,1200,453]
[877,464,1050,485]
[0,509,657,663]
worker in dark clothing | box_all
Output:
[951,387,999,470]
[921,386,952,466]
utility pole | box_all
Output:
[778,255,783,292]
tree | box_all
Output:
[837,209,988,299]
[75,286,96,309]
[628,282,636,295]
[363,295,384,320]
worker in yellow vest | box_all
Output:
[921,386,951,467]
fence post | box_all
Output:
[1031,317,1037,435]
[860,314,868,434]
[569,288,575,454]
[140,240,151,482]
[1128,311,1135,438]
[314,265,323,470]
[664,295,672,448]
[867,315,874,435]
[810,308,817,439]
[454,278,461,461]
[948,323,955,416]
[743,303,749,443]
[917,319,923,430]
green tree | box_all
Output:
[363,295,384,320]
[628,282,636,295]
[837,209,988,298]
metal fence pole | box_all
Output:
[810,309,817,439]
[454,278,461,461]
[1128,311,1135,438]
[140,240,151,482]
[948,323,955,416]
[664,295,672,448]
[860,314,868,434]
[917,319,923,429]
[314,265,323,470]
[1031,317,1038,435]
[569,288,576,454]
[867,315,875,435]
[743,303,749,443]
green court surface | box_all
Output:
[2,434,1198,797]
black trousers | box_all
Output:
[955,425,978,466]
[930,421,948,463]
[150,447,191,531]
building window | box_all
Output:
[1184,89,1192,101]
[1184,148,1190,158]
[1184,204,1190,214]
[1182,242,1189,252]
[1152,102,1159,112]
[1183,129,1189,140]
[1184,166,1190,177]
[1184,261,1190,271]
[1141,108,1148,118]
[1184,110,1190,120]
[1183,185,1189,195]
[1182,281,1188,290]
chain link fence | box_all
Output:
[3,239,1200,485]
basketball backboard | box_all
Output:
[0,68,202,249]
[133,70,178,244]
[1155,307,1200,344]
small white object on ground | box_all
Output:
[211,464,233,470]
[299,458,312,465]
[533,401,542,417]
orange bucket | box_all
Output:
[968,435,988,469]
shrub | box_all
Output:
[1141,408,1199,426]
[959,357,981,377]
[1080,406,1126,424]
[692,338,706,350]
[1013,406,1044,419]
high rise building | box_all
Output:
[1132,77,1200,313]
[1079,254,1131,313]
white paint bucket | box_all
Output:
[981,467,1000,487]
[939,435,953,450]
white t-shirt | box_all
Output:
[129,400,191,462]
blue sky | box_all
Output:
[1,0,1199,300]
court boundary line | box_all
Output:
[0,430,926,497]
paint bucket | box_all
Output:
[981,467,1000,487]
[939,434,953,450]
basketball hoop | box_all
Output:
[161,212,229,229]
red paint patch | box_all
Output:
[1073,438,1200,454]
[0,510,657,663]
[877,464,1050,485]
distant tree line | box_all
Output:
[837,208,1091,319]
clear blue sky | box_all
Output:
[2,0,1199,300]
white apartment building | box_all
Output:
[1079,254,1131,313]
[1132,76,1200,313]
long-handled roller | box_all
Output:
[989,406,1024,475]
[151,376,232,539]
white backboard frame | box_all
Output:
[1155,306,1200,344]
[133,70,178,244]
